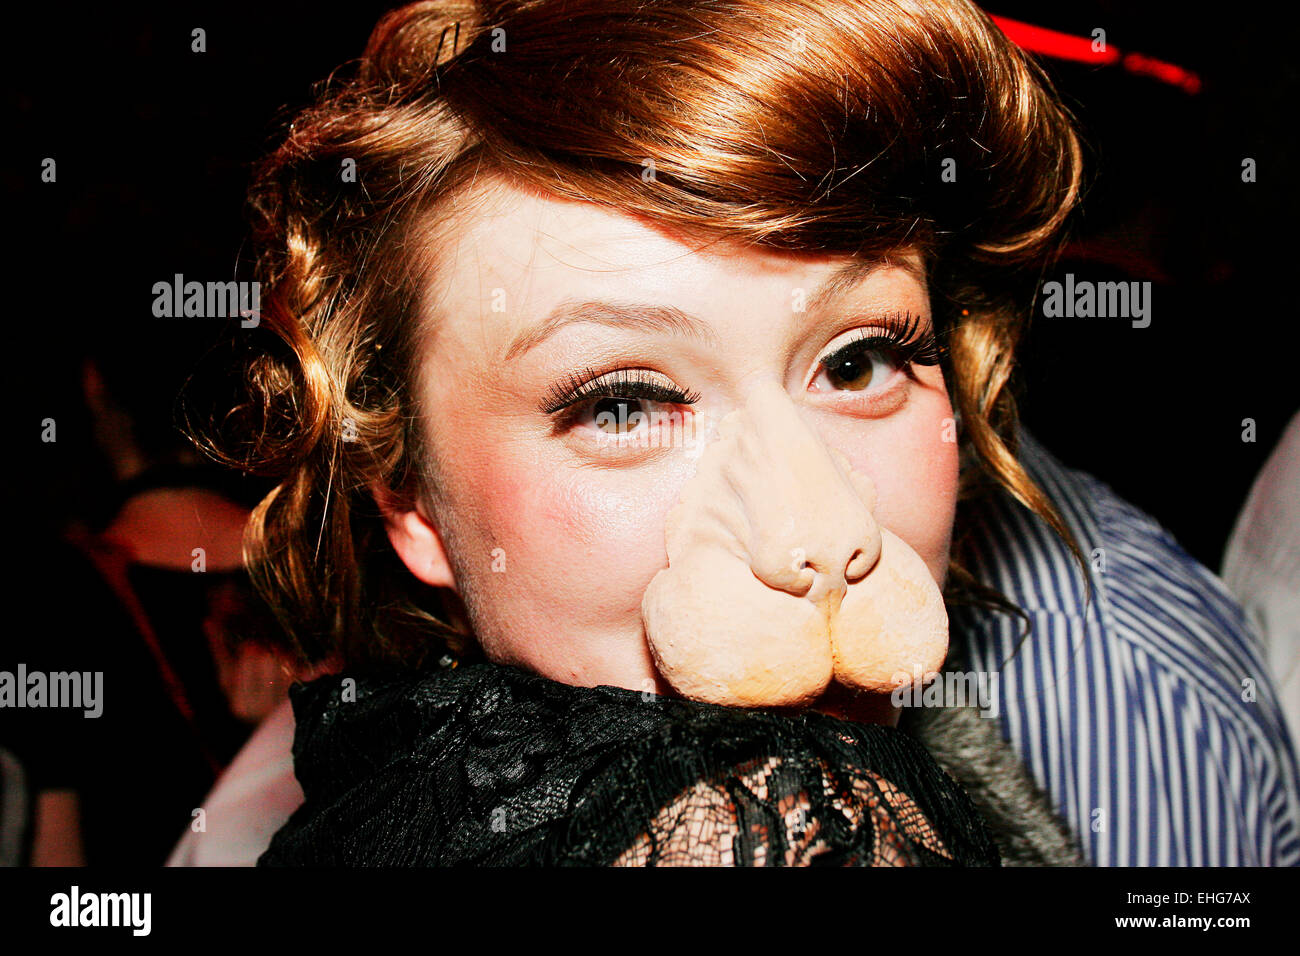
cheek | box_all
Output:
[827,393,959,583]
[452,446,676,622]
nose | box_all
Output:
[712,378,882,609]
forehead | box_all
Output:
[416,175,926,349]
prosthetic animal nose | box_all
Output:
[711,378,881,609]
[643,379,948,708]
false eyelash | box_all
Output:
[539,367,702,416]
[819,311,946,375]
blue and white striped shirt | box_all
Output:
[953,430,1300,865]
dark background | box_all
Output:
[4,0,1295,570]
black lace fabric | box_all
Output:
[259,662,1000,867]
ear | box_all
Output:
[371,481,458,592]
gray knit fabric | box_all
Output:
[898,640,1087,866]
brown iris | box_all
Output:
[594,398,644,434]
[826,354,874,391]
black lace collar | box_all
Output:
[261,662,1001,867]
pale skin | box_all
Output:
[379,175,959,726]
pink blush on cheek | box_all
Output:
[540,469,677,575]
[825,412,959,585]
[462,451,672,605]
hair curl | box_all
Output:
[191,0,1085,669]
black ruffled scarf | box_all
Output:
[260,662,1000,866]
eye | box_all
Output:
[541,367,700,449]
[584,397,668,436]
[810,337,905,394]
[569,394,698,452]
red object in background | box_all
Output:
[990,14,1203,95]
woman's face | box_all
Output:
[382,176,959,713]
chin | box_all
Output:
[808,682,903,727]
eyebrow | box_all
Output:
[503,256,916,362]
[504,299,720,361]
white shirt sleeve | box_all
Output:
[166,697,303,867]
[1222,410,1300,753]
